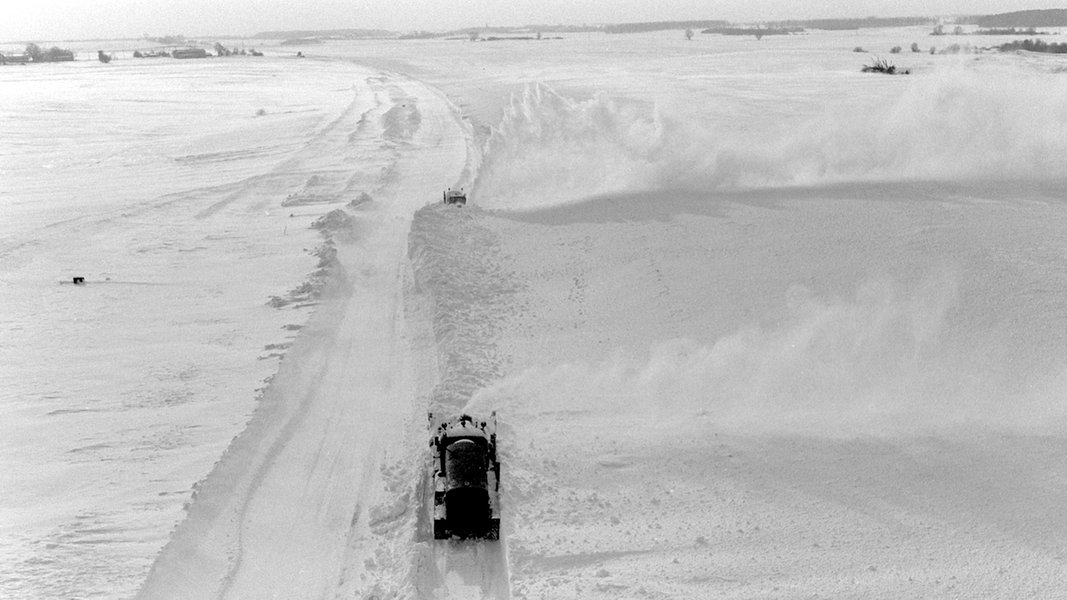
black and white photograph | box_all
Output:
[3,2,1067,598]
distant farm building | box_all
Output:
[0,53,32,64]
[172,48,208,59]
[36,49,75,62]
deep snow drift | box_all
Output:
[4,27,1067,600]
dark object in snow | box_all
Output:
[442,188,467,206]
[97,51,112,63]
[861,57,910,74]
[27,44,74,62]
[73,276,85,285]
[429,412,500,540]
[172,48,208,59]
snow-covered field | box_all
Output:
[4,27,1067,599]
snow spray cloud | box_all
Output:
[467,271,1067,437]
[473,66,1067,210]
[739,64,1067,187]
[471,84,670,210]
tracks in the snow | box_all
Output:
[410,466,512,599]
[135,65,506,599]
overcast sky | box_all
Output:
[0,0,1056,42]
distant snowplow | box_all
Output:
[442,188,467,206]
[429,412,500,540]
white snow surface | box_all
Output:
[4,28,1067,599]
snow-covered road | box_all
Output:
[136,72,476,599]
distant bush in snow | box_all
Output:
[862,57,909,74]
[311,209,353,235]
[347,191,374,208]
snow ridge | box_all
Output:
[408,205,523,413]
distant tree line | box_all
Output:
[702,27,802,36]
[771,16,933,30]
[975,9,1067,28]
[602,20,728,34]
[976,27,1048,35]
[998,39,1067,54]
[930,24,965,36]
[24,43,74,62]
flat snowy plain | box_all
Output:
[3,26,1067,599]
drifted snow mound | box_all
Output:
[382,94,422,143]
[472,67,1067,210]
[311,208,355,237]
[408,204,523,410]
[467,272,1067,437]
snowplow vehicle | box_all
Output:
[429,412,500,540]
[442,188,467,206]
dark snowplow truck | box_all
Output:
[429,412,500,540]
[442,188,467,206]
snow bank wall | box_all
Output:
[472,65,1067,210]
[407,204,523,412]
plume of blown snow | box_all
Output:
[472,65,1067,211]
[471,84,669,210]
[468,271,1067,437]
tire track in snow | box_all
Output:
[193,82,385,221]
